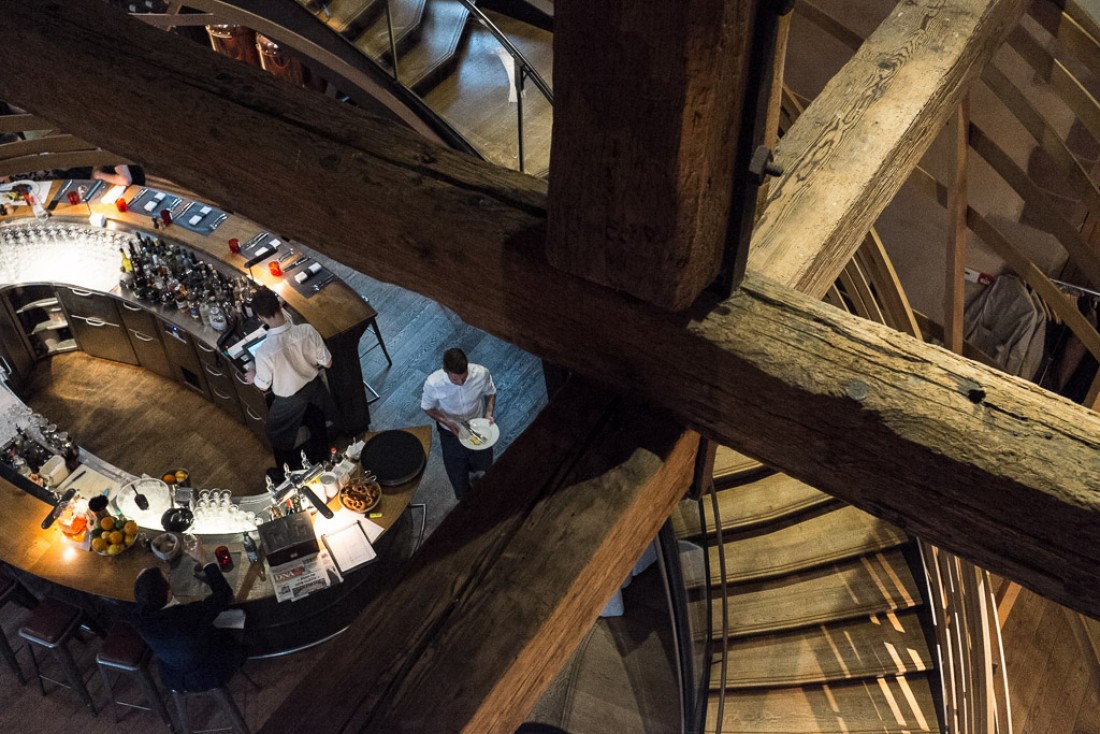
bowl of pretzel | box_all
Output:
[339,478,381,514]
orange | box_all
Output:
[123,521,138,536]
[106,544,123,556]
[99,516,115,532]
[91,537,107,553]
[108,531,124,546]
[162,473,177,485]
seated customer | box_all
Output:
[92,163,146,187]
[132,545,244,692]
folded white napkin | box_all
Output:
[253,246,270,258]
[200,206,212,215]
[188,214,202,226]
[269,239,281,247]
[143,200,157,212]
[154,192,166,201]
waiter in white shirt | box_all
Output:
[245,289,336,479]
[421,347,497,500]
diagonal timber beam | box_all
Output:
[750,0,1027,297]
[1,0,1097,620]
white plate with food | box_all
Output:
[459,418,500,450]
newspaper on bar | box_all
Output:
[267,549,342,603]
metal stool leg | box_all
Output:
[172,690,191,734]
[97,664,121,723]
[212,686,251,734]
[55,643,97,714]
[0,631,25,684]
[26,643,46,696]
[135,664,175,730]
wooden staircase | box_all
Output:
[685,446,943,734]
[295,0,553,173]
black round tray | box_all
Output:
[359,430,426,487]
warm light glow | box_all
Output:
[63,545,80,562]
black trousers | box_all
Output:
[437,426,493,501]
[267,376,334,474]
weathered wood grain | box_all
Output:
[750,0,1028,298]
[546,0,758,309]
[2,1,1100,623]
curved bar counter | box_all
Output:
[0,180,427,655]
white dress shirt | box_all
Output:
[253,322,331,398]
[421,364,496,431]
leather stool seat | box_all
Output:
[20,598,80,645]
[96,621,173,731]
[19,599,97,713]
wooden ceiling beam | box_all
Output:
[749,0,1028,298]
[2,1,1098,621]
[546,0,760,309]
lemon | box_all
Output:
[106,543,123,556]
[91,537,107,553]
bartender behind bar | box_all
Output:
[246,289,336,480]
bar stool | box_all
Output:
[96,621,174,731]
[0,571,27,684]
[18,598,97,713]
[171,685,250,734]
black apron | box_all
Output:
[265,375,336,450]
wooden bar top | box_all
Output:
[0,425,431,605]
[0,180,374,341]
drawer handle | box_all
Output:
[233,371,250,385]
[165,329,187,344]
[196,342,215,353]
[121,302,143,312]
[245,406,263,421]
[212,387,232,400]
[69,288,93,297]
[82,316,116,328]
[130,330,155,342]
[204,364,224,378]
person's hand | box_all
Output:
[91,169,105,182]
[187,540,207,565]
[486,412,495,425]
[449,420,463,436]
[243,368,255,385]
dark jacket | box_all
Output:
[133,562,244,691]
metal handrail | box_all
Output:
[451,0,553,105]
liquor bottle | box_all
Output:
[119,247,133,273]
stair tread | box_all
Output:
[399,0,471,92]
[319,0,382,36]
[713,445,765,483]
[707,675,942,733]
[674,473,834,538]
[711,608,934,689]
[708,504,908,584]
[422,12,553,173]
[713,550,923,638]
[355,0,427,60]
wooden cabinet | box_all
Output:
[231,367,269,446]
[56,287,139,366]
[117,300,173,379]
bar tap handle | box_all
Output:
[298,484,334,519]
[41,487,77,530]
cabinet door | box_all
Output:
[0,292,34,389]
[159,320,210,399]
[118,301,173,379]
[57,288,139,366]
[231,367,269,445]
[201,356,244,424]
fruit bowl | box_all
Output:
[89,515,140,557]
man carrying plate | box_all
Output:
[421,347,497,501]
